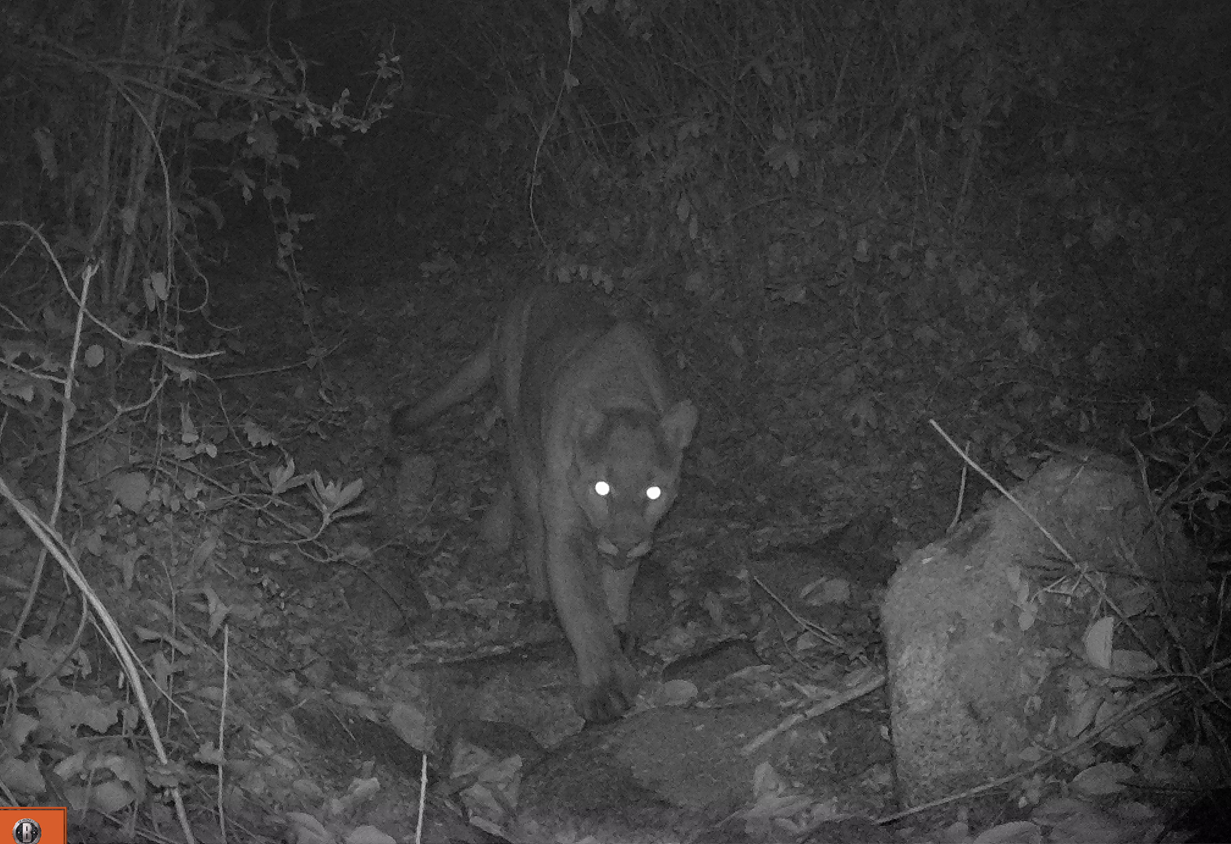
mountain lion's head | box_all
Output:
[570,401,698,563]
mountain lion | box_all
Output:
[392,285,697,722]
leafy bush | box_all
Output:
[1,0,398,391]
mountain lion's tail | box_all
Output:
[391,344,493,433]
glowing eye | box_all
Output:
[645,486,662,501]
[593,480,610,496]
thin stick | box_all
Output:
[218,624,230,843]
[415,752,428,844]
[947,444,969,533]
[929,419,1074,563]
[750,574,844,649]
[741,671,886,756]
[1,262,95,671]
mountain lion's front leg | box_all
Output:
[544,515,639,722]
[510,446,549,604]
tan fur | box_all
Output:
[392,286,697,721]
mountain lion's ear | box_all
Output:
[661,400,697,451]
